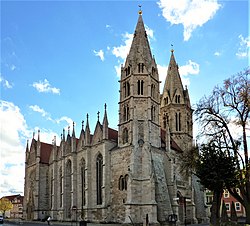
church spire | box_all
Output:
[125,9,153,67]
[163,49,184,102]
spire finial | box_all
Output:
[104,103,107,111]
[138,5,142,15]
[171,44,174,53]
[82,120,84,130]
[97,111,100,122]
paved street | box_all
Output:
[3,219,209,226]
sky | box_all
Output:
[0,0,249,197]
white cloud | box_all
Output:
[0,75,13,89]
[55,116,73,125]
[179,60,200,86]
[0,100,31,197]
[93,49,105,61]
[29,105,53,121]
[214,51,221,56]
[32,79,60,94]
[158,0,221,41]
[112,32,134,61]
[236,34,250,59]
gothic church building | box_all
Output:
[23,11,206,225]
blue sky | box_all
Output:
[0,0,249,197]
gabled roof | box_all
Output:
[160,129,182,153]
[1,194,24,203]
[108,128,118,142]
[40,142,53,164]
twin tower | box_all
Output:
[23,11,203,226]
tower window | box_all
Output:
[175,95,181,103]
[175,112,181,131]
[80,158,86,207]
[124,81,130,97]
[137,80,144,95]
[118,174,129,191]
[123,105,129,122]
[151,84,156,98]
[151,105,156,121]
[138,63,144,73]
[122,128,129,144]
[96,153,103,205]
[164,97,169,105]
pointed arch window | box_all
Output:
[151,84,156,98]
[65,160,72,217]
[138,63,144,73]
[122,128,129,144]
[123,105,129,122]
[118,174,129,191]
[151,105,156,121]
[50,170,54,209]
[80,158,86,207]
[124,81,130,98]
[152,67,156,76]
[96,154,103,205]
[59,167,63,207]
[175,95,181,103]
[137,80,144,95]
[175,112,181,131]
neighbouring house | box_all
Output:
[1,194,23,219]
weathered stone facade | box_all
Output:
[23,11,207,225]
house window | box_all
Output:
[235,202,241,211]
[225,203,230,211]
[96,153,103,205]
[224,190,229,198]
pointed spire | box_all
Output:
[38,129,40,141]
[97,111,100,122]
[126,9,153,67]
[163,49,184,101]
[72,122,75,137]
[26,140,29,152]
[103,103,108,125]
[82,120,84,131]
[103,103,109,140]
[85,113,91,145]
[63,128,65,141]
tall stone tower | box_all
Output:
[160,50,193,152]
[116,9,161,224]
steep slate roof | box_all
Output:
[40,142,53,164]
[160,129,182,153]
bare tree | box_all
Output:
[195,68,250,222]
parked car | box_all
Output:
[0,215,3,224]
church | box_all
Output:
[23,10,207,225]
